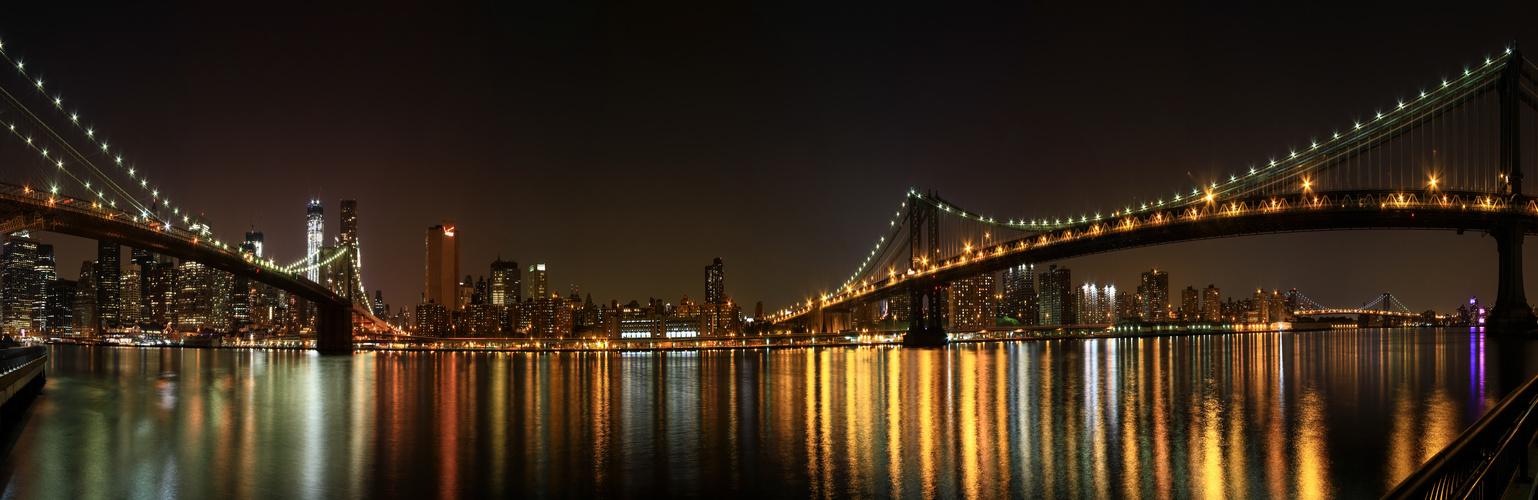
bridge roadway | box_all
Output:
[0,182,369,353]
[787,190,1538,325]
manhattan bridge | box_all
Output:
[773,44,1538,346]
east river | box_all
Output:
[0,328,1531,498]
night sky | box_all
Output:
[5,1,1538,315]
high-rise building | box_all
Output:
[490,258,519,306]
[1139,269,1169,322]
[337,199,361,301]
[1001,263,1037,324]
[244,231,264,258]
[527,263,548,301]
[44,279,75,335]
[1180,286,1199,321]
[97,240,121,331]
[1037,265,1074,326]
[1202,285,1221,322]
[1078,283,1114,324]
[147,261,176,330]
[705,258,725,304]
[425,222,460,311]
[72,261,98,336]
[31,243,55,333]
[2,236,39,335]
[120,265,143,328]
[949,273,996,329]
[373,290,386,317]
[306,201,323,282]
[176,260,216,332]
[131,248,157,324]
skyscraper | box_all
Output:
[1037,265,1074,326]
[425,222,460,311]
[1001,263,1036,324]
[306,201,323,281]
[338,199,361,301]
[2,236,39,335]
[1139,269,1169,322]
[97,240,121,330]
[948,273,995,329]
[527,263,548,300]
[244,230,264,258]
[490,258,519,306]
[131,248,157,324]
[705,258,725,304]
[1202,285,1221,322]
[31,243,55,333]
[72,261,98,336]
[120,265,143,328]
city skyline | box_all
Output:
[4,3,1538,318]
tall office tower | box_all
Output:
[1202,285,1221,322]
[44,279,75,335]
[147,263,177,329]
[1139,269,1169,322]
[705,258,725,304]
[527,263,548,300]
[244,231,264,258]
[948,272,996,329]
[119,265,143,328]
[230,273,251,331]
[489,258,519,306]
[473,276,488,305]
[131,248,157,324]
[754,301,763,321]
[1251,289,1270,323]
[97,240,121,331]
[1,236,38,335]
[306,201,323,281]
[176,260,216,332]
[1000,263,1036,324]
[1037,265,1074,326]
[373,290,386,316]
[1181,286,1199,321]
[337,199,361,300]
[425,222,460,310]
[30,243,55,333]
[72,261,98,336]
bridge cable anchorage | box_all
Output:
[0,42,199,229]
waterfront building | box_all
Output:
[1202,285,1221,321]
[176,260,216,332]
[306,201,323,282]
[949,272,996,329]
[1078,283,1114,324]
[1181,286,1199,321]
[1116,290,1138,320]
[528,294,572,338]
[72,261,98,336]
[120,265,143,329]
[31,243,54,333]
[131,248,157,324]
[97,240,121,331]
[1000,263,1036,324]
[1,236,38,335]
[1139,269,1169,322]
[147,261,176,330]
[425,222,461,311]
[416,302,452,337]
[489,258,519,306]
[1037,265,1073,326]
[44,279,75,335]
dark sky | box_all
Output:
[4,1,1538,314]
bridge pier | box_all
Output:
[1489,224,1538,333]
[316,304,353,354]
[902,278,948,347]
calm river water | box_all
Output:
[1,328,1532,499]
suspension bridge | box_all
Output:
[1290,291,1422,319]
[772,44,1538,346]
[0,41,399,353]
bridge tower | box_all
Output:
[904,190,947,346]
[1489,45,1538,334]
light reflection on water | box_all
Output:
[0,328,1526,498]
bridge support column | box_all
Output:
[316,304,353,354]
[1489,224,1537,334]
[903,279,948,347]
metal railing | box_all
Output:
[1385,373,1538,500]
[0,346,44,377]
